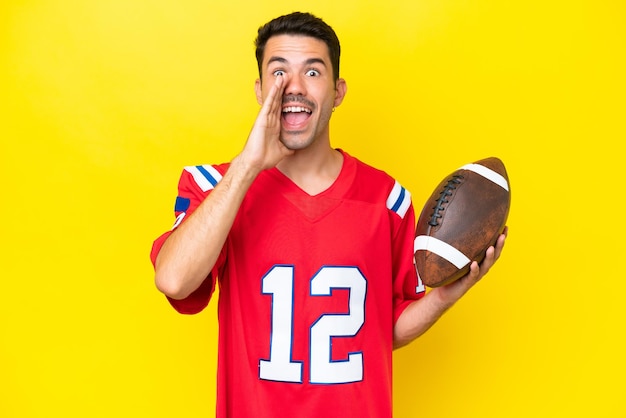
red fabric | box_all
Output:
[150,151,424,418]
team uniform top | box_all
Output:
[151,150,425,418]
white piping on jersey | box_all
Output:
[414,235,471,269]
[172,212,186,230]
[459,163,509,192]
[386,181,411,219]
[184,165,223,192]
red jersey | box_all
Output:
[151,150,425,418]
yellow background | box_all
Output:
[1,0,624,417]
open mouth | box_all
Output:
[282,106,312,127]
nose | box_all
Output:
[283,74,306,96]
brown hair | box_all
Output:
[254,12,341,82]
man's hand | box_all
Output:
[238,75,294,174]
[393,227,508,349]
[432,226,508,307]
[155,76,295,300]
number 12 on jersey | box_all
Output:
[259,265,367,384]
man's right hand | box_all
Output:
[238,75,294,174]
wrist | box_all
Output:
[230,154,264,184]
[430,285,463,311]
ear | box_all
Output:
[255,79,263,105]
[333,78,347,108]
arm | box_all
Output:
[393,229,507,349]
[154,75,291,300]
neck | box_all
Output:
[277,146,343,196]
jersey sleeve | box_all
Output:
[149,164,228,314]
[387,181,426,323]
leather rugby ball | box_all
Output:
[414,157,510,287]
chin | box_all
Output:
[280,132,315,150]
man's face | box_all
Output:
[255,34,346,150]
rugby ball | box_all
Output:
[414,157,510,287]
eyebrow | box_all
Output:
[266,56,328,68]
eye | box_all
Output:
[305,69,320,77]
[273,70,285,77]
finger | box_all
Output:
[469,260,480,278]
[475,246,495,277]
[262,75,284,117]
[463,260,481,285]
[461,239,500,288]
[494,230,507,259]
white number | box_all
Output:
[259,266,367,384]
[259,266,303,382]
[310,267,366,383]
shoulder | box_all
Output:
[179,162,230,193]
[343,151,412,219]
[344,151,392,184]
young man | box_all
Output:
[151,12,506,418]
